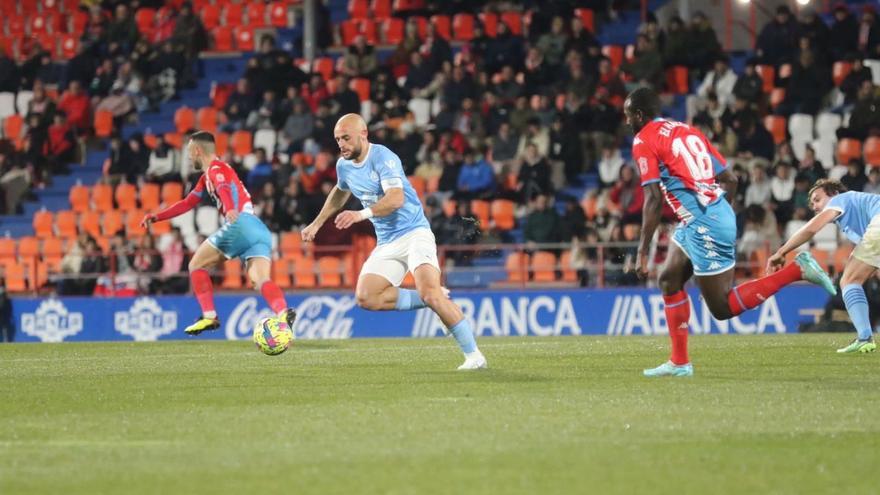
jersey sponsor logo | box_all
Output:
[293,296,356,339]
[384,159,396,170]
[21,299,84,342]
[369,171,379,182]
[606,294,785,335]
[410,296,582,337]
[638,157,649,175]
[114,297,177,341]
[215,173,225,182]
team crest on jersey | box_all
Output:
[370,171,379,181]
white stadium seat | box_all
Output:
[408,98,431,128]
[0,92,15,119]
[15,90,33,115]
[864,59,880,84]
[810,138,836,170]
[253,129,277,154]
[815,112,842,141]
[813,223,839,252]
[195,205,220,236]
[170,209,196,235]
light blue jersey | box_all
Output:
[824,191,880,243]
[336,143,430,245]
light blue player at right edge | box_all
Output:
[301,114,487,370]
[767,179,880,353]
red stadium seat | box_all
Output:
[348,0,369,19]
[173,106,196,134]
[135,8,156,37]
[3,114,23,142]
[201,4,221,30]
[864,137,880,166]
[382,18,404,45]
[602,45,624,70]
[269,1,290,28]
[94,110,114,138]
[212,26,234,51]
[222,2,244,28]
[573,8,594,32]
[371,0,392,19]
[312,57,335,80]
[479,12,498,37]
[59,35,78,59]
[837,138,862,165]
[349,78,370,102]
[231,130,253,156]
[763,115,787,145]
[452,13,474,42]
[756,64,775,93]
[833,61,852,87]
[235,27,256,51]
[500,11,522,35]
[247,1,266,27]
[665,66,689,94]
[430,15,451,40]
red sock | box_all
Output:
[190,269,216,317]
[663,290,691,365]
[260,280,288,314]
[727,263,802,316]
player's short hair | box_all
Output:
[189,131,215,152]
[808,179,847,198]
[626,87,660,119]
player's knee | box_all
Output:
[188,258,205,272]
[250,276,269,290]
[706,298,733,321]
[355,290,381,311]
[657,270,682,295]
[419,288,443,309]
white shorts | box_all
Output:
[853,215,880,268]
[360,228,441,286]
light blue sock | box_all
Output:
[842,284,874,341]
[394,288,427,311]
[449,318,477,354]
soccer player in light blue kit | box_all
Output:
[301,114,487,369]
[768,179,880,353]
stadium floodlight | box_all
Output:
[737,0,750,4]
[796,0,809,5]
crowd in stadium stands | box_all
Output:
[4,0,880,293]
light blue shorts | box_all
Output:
[671,200,737,276]
[207,212,272,261]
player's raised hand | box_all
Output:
[140,213,157,229]
[334,210,362,230]
[765,251,785,274]
[301,223,320,242]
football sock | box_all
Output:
[663,290,690,365]
[394,288,427,311]
[842,284,873,341]
[449,318,477,354]
[259,280,288,315]
[190,269,217,319]
[727,263,801,316]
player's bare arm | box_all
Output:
[335,187,404,230]
[302,185,352,242]
[634,182,664,279]
[767,209,840,272]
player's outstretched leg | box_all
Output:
[355,273,449,312]
[247,257,297,329]
[645,244,694,378]
[413,264,486,370]
[185,242,226,335]
[837,257,877,353]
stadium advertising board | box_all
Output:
[10,286,829,343]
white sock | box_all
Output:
[204,310,217,319]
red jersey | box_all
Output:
[154,159,253,222]
[632,119,727,223]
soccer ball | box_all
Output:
[253,317,293,356]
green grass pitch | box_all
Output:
[1,334,878,495]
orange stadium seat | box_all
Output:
[372,0,392,19]
[408,176,426,198]
[837,138,862,165]
[102,210,124,237]
[201,3,221,30]
[573,8,594,32]
[452,13,474,41]
[80,211,102,239]
[426,176,440,194]
[490,199,515,231]
[559,251,578,282]
[764,115,787,145]
[833,61,852,87]
[863,137,880,166]
[161,182,184,204]
[56,210,78,238]
[91,183,114,212]
[505,252,529,283]
[470,200,490,229]
[756,64,775,93]
[665,66,689,94]
[832,246,850,275]
[3,114,23,142]
[350,78,370,102]
[164,132,184,149]
[43,237,65,262]
[140,183,161,210]
[115,183,138,211]
[94,110,114,138]
[500,11,523,35]
[280,231,302,258]
[231,130,253,156]
[531,251,557,282]
[430,15,451,40]
[212,26,234,51]
[294,255,317,288]
[5,263,26,292]
[17,236,40,261]
[126,210,147,238]
[215,132,230,156]
[318,256,343,287]
[247,1,266,27]
[222,2,244,28]
[69,184,89,212]
[221,260,244,289]
[33,210,53,238]
[196,107,218,133]
[0,237,14,260]
[235,27,256,51]
[272,258,292,288]
[174,107,195,134]
[479,12,498,37]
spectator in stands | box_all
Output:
[35,51,63,86]
[58,80,91,134]
[0,49,18,92]
[494,65,525,104]
[738,204,781,258]
[45,114,75,175]
[732,59,763,104]
[640,13,666,52]
[277,177,310,231]
[687,11,723,73]
[153,41,186,100]
[246,89,281,130]
[858,7,880,58]
[388,17,422,68]
[783,206,811,250]
[115,134,149,184]
[247,148,273,192]
[481,92,508,137]
[79,237,106,296]
[770,161,795,223]
[133,235,162,294]
[598,143,625,187]
[517,143,553,203]
[797,144,826,184]
[524,194,561,249]
[96,82,136,126]
[171,2,208,84]
[736,117,775,161]
[422,24,453,74]
[558,197,587,242]
[865,167,880,194]
[437,150,462,196]
[595,57,626,108]
[327,75,361,118]
[484,21,525,74]
[840,57,874,106]
[22,114,48,186]
[774,141,798,168]
[106,4,139,54]
[516,118,550,162]
[567,16,599,56]
[454,150,495,201]
[343,35,379,78]
[281,100,314,154]
[0,277,10,341]
[90,59,117,101]
[145,135,179,183]
[59,233,88,295]
[435,202,481,264]
[442,65,478,111]
[779,51,831,116]
[157,228,188,294]
[66,43,98,89]
[797,8,830,61]
[841,159,868,192]
[405,52,435,97]
[662,16,689,68]
[792,174,811,209]
[570,228,600,287]
[452,97,484,138]
[756,6,797,66]
[490,121,519,171]
[550,116,583,184]
[114,62,145,112]
[744,163,772,207]
[609,165,644,225]
[620,34,663,90]
[83,6,107,48]
[223,79,255,131]
[838,81,880,141]
[687,56,737,122]
[27,84,57,131]
[254,182,279,232]
[830,4,859,61]
[536,16,569,72]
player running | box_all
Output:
[141,131,296,335]
[301,114,487,370]
[767,179,879,353]
[624,88,836,377]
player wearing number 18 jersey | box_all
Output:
[624,88,836,377]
